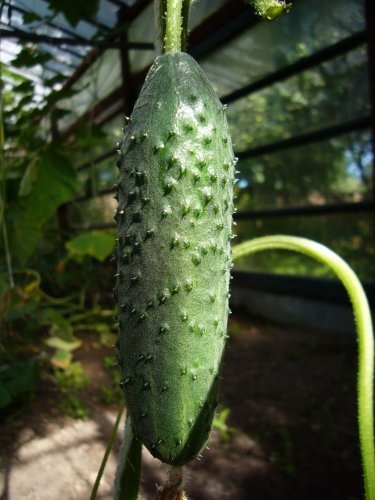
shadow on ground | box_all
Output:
[0,313,362,499]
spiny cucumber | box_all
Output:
[115,52,235,466]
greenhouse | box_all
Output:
[0,0,374,498]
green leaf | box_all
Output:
[6,209,42,265]
[13,80,35,94]
[51,349,72,369]
[46,0,100,27]
[42,309,81,352]
[46,336,81,351]
[8,148,77,263]
[26,148,77,225]
[0,385,12,409]
[0,191,4,225]
[12,47,52,68]
[18,160,37,197]
[45,88,78,108]
[43,309,74,336]
[0,359,38,408]
[66,231,115,262]
[51,108,71,121]
[23,12,42,24]
[43,75,67,87]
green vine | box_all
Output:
[90,403,125,500]
[232,235,374,500]
[0,26,15,289]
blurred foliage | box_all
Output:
[54,362,91,419]
[213,407,237,442]
[101,355,122,405]
[0,1,115,411]
[0,359,38,409]
[66,231,115,262]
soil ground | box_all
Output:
[0,312,362,499]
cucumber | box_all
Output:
[115,52,235,466]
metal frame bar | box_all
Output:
[69,200,374,228]
[235,201,374,220]
[231,270,375,308]
[107,0,127,7]
[237,116,371,160]
[73,115,371,174]
[0,26,153,49]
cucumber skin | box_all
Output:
[115,52,235,466]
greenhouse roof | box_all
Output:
[0,0,373,278]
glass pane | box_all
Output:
[201,0,365,98]
[233,212,374,282]
[128,3,156,74]
[58,49,122,132]
[227,46,369,152]
[188,0,229,30]
[235,131,373,210]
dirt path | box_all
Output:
[0,315,362,499]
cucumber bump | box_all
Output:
[115,52,235,466]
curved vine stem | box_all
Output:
[0,47,14,289]
[232,235,374,500]
[90,403,125,500]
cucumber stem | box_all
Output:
[157,466,187,499]
[232,235,375,500]
[164,0,183,53]
[90,403,125,500]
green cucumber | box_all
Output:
[115,51,235,466]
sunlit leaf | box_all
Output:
[51,348,72,369]
[66,231,115,262]
[46,336,81,351]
